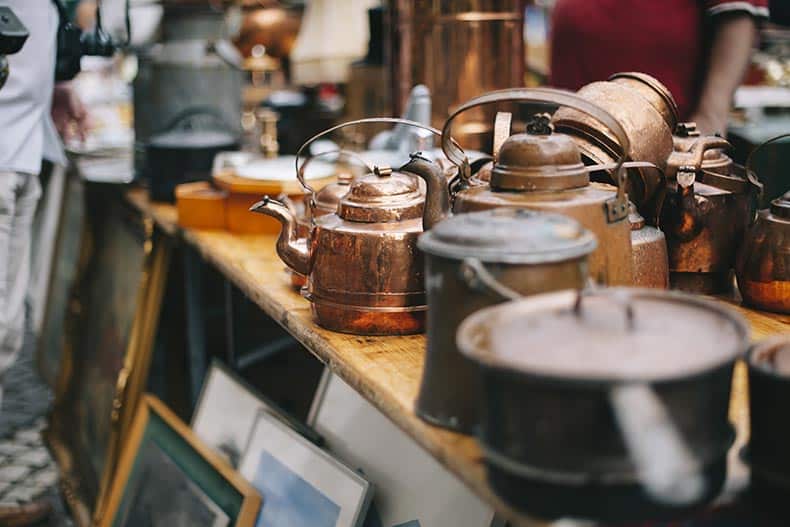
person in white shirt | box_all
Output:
[0,1,86,524]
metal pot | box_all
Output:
[662,125,762,294]
[747,336,790,521]
[416,209,596,433]
[457,288,749,521]
[737,190,790,313]
[146,107,240,202]
[630,205,669,289]
[249,118,449,336]
[402,88,635,286]
[552,72,678,221]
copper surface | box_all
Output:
[233,2,302,59]
[736,191,790,314]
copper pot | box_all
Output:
[232,1,302,60]
[416,209,596,433]
[249,118,445,335]
[737,190,790,313]
[629,205,669,289]
[553,72,679,221]
[662,125,762,294]
[402,88,635,286]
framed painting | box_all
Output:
[309,370,497,527]
[239,409,372,527]
[45,187,171,526]
[192,359,321,469]
[100,395,260,527]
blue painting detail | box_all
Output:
[252,450,340,527]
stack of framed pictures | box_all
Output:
[45,188,172,526]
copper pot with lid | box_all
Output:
[249,118,449,335]
[457,287,749,521]
[662,123,762,294]
[402,87,636,286]
[629,204,669,289]
[415,208,596,433]
[552,72,679,221]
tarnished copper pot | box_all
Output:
[553,72,679,221]
[629,205,669,289]
[249,118,448,335]
[415,208,596,434]
[737,191,790,313]
[403,88,635,286]
[662,126,762,294]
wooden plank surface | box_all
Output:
[125,188,789,526]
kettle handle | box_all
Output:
[441,88,631,223]
[294,117,464,199]
[745,132,790,195]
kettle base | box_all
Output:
[311,302,426,336]
[670,271,734,295]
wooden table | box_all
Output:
[126,188,789,526]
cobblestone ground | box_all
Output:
[0,336,72,526]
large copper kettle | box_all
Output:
[553,72,679,221]
[249,118,447,335]
[661,123,762,294]
[402,88,636,286]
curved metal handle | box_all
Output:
[441,88,631,222]
[295,118,459,199]
[684,136,731,172]
[746,132,790,176]
[298,148,375,193]
[458,258,521,301]
[157,105,235,135]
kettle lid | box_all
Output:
[770,191,790,219]
[417,207,597,264]
[490,114,589,192]
[337,166,424,223]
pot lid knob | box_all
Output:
[770,190,790,219]
[337,165,424,223]
[490,113,589,192]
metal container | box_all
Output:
[552,72,679,221]
[662,127,761,294]
[402,88,635,286]
[457,288,749,521]
[249,118,443,336]
[416,209,596,433]
[630,205,669,289]
[747,336,790,521]
[737,191,790,313]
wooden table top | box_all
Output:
[125,188,789,526]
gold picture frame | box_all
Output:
[99,395,261,527]
[45,190,172,527]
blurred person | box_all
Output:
[550,0,769,136]
[0,1,87,525]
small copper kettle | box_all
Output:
[661,123,762,294]
[402,87,636,286]
[249,118,446,335]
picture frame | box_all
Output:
[192,359,321,469]
[100,394,261,527]
[45,187,172,527]
[309,370,497,527]
[239,408,372,527]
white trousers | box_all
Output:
[0,172,41,382]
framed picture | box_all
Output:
[239,408,372,527]
[309,370,497,527]
[46,187,171,527]
[192,359,321,469]
[100,394,261,527]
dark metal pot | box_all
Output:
[146,108,239,202]
[415,208,596,434]
[457,288,749,521]
[747,336,790,522]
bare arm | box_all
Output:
[690,13,757,136]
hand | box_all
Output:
[688,110,728,138]
[51,82,89,142]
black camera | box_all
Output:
[0,6,29,90]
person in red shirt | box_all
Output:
[550,0,769,136]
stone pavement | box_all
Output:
[0,336,71,526]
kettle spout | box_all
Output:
[249,196,312,275]
[401,153,450,230]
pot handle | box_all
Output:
[156,105,236,135]
[573,289,707,504]
[745,132,789,201]
[458,258,521,302]
[441,88,631,223]
[295,118,465,199]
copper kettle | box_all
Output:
[736,133,790,314]
[249,118,447,335]
[661,123,762,294]
[553,72,679,222]
[402,87,636,286]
